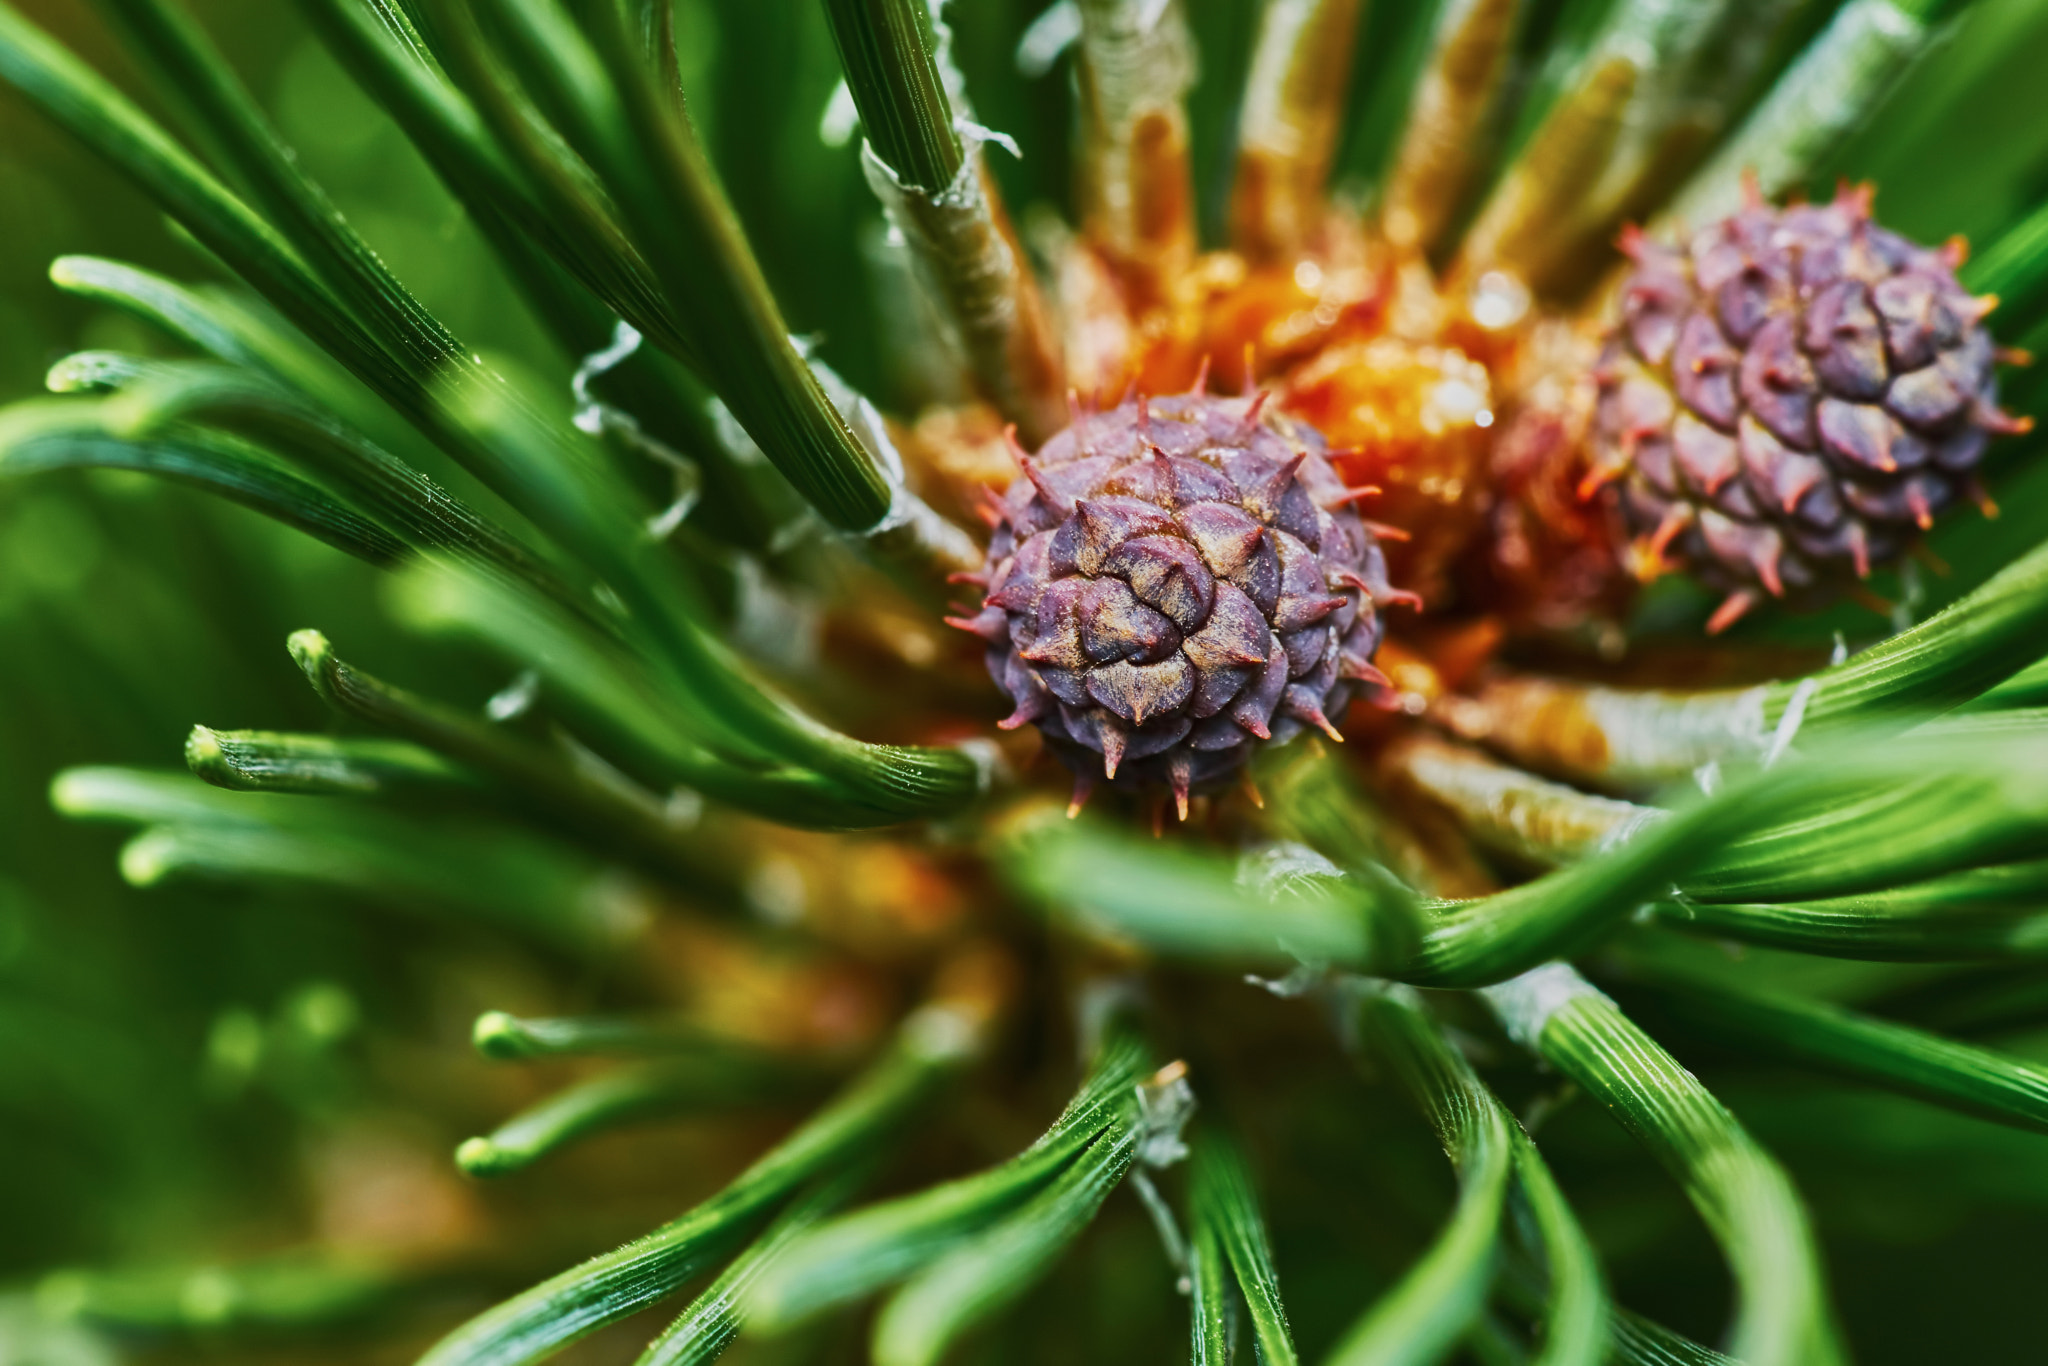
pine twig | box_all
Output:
[834,0,1067,445]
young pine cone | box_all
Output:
[950,392,1407,814]
[1589,185,2028,632]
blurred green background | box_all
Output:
[11,1,2048,1362]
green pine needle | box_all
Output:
[1330,988,1516,1366]
[185,728,473,799]
[1629,964,2048,1136]
[418,1005,981,1366]
[1188,1132,1299,1366]
[455,1059,807,1178]
[869,1122,1138,1366]
[1500,970,1846,1366]
[821,0,963,194]
[745,1028,1150,1331]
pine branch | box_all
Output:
[832,0,1067,444]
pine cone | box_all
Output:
[1591,186,2027,632]
[951,392,1403,812]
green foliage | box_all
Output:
[635,1174,859,1366]
[454,1058,813,1178]
[745,1028,1149,1331]
[1330,988,1517,1366]
[1515,973,1845,1366]
[821,0,962,194]
[418,1005,980,1366]
[1188,1132,1300,1366]
[1628,964,2048,1136]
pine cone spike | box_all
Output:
[1594,189,2022,612]
[1169,754,1193,821]
[1707,589,1760,636]
[973,392,1391,793]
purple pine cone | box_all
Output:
[950,392,1399,814]
[1592,186,2028,633]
